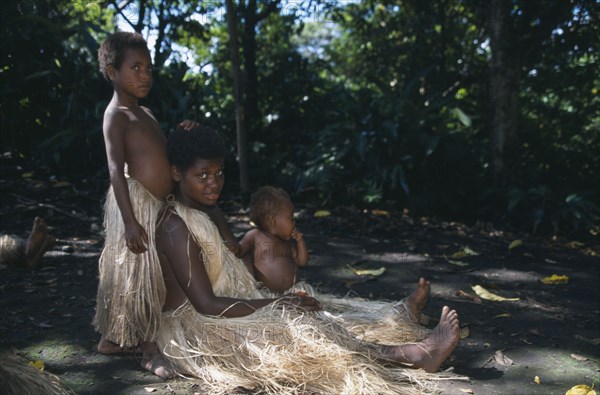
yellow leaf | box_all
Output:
[570,353,588,361]
[314,210,331,218]
[450,246,479,258]
[29,360,45,371]
[540,274,569,285]
[566,384,596,395]
[460,327,470,339]
[371,209,390,217]
[53,181,71,188]
[349,266,386,277]
[534,376,541,384]
[471,285,520,302]
[508,239,523,250]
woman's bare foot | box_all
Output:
[97,335,142,354]
[141,341,177,379]
[383,306,460,372]
[24,217,55,268]
[404,277,431,321]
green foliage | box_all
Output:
[1,0,597,235]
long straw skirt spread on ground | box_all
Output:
[156,201,453,394]
[93,179,166,348]
[0,353,75,395]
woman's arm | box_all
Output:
[157,213,319,317]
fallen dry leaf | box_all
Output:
[508,239,523,250]
[450,246,479,259]
[347,265,386,277]
[29,360,45,371]
[460,327,470,339]
[565,384,596,395]
[472,285,520,302]
[314,210,331,218]
[571,353,589,361]
[540,274,569,285]
[371,209,390,217]
[494,350,513,366]
[534,375,541,384]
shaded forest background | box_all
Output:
[1,0,598,237]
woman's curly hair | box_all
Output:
[168,125,226,171]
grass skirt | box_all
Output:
[156,202,440,394]
[0,235,25,266]
[0,353,75,395]
[93,179,165,347]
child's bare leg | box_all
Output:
[382,306,460,372]
[141,341,177,379]
[97,335,142,354]
[24,217,55,269]
[403,277,431,321]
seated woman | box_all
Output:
[155,125,461,394]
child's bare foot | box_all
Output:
[24,217,55,268]
[141,341,177,379]
[383,306,460,372]
[404,277,430,321]
[97,335,142,354]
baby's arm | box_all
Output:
[103,109,148,253]
[291,228,308,267]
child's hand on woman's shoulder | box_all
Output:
[178,119,199,130]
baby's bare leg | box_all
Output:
[141,341,177,379]
[382,306,460,372]
[24,217,55,268]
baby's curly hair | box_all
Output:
[98,32,149,80]
[249,186,292,229]
[168,125,226,171]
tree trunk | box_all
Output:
[225,0,250,199]
[487,0,520,185]
[242,0,259,138]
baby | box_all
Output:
[240,186,308,293]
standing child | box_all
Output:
[93,31,194,379]
[240,186,308,293]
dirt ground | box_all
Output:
[1,171,599,395]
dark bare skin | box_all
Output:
[240,228,308,293]
[97,47,198,378]
[158,158,460,373]
[159,159,321,315]
[22,217,55,269]
[240,201,308,293]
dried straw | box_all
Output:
[93,179,166,347]
[0,353,75,395]
[156,202,453,394]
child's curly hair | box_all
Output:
[249,186,292,229]
[98,32,150,80]
[168,124,226,171]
